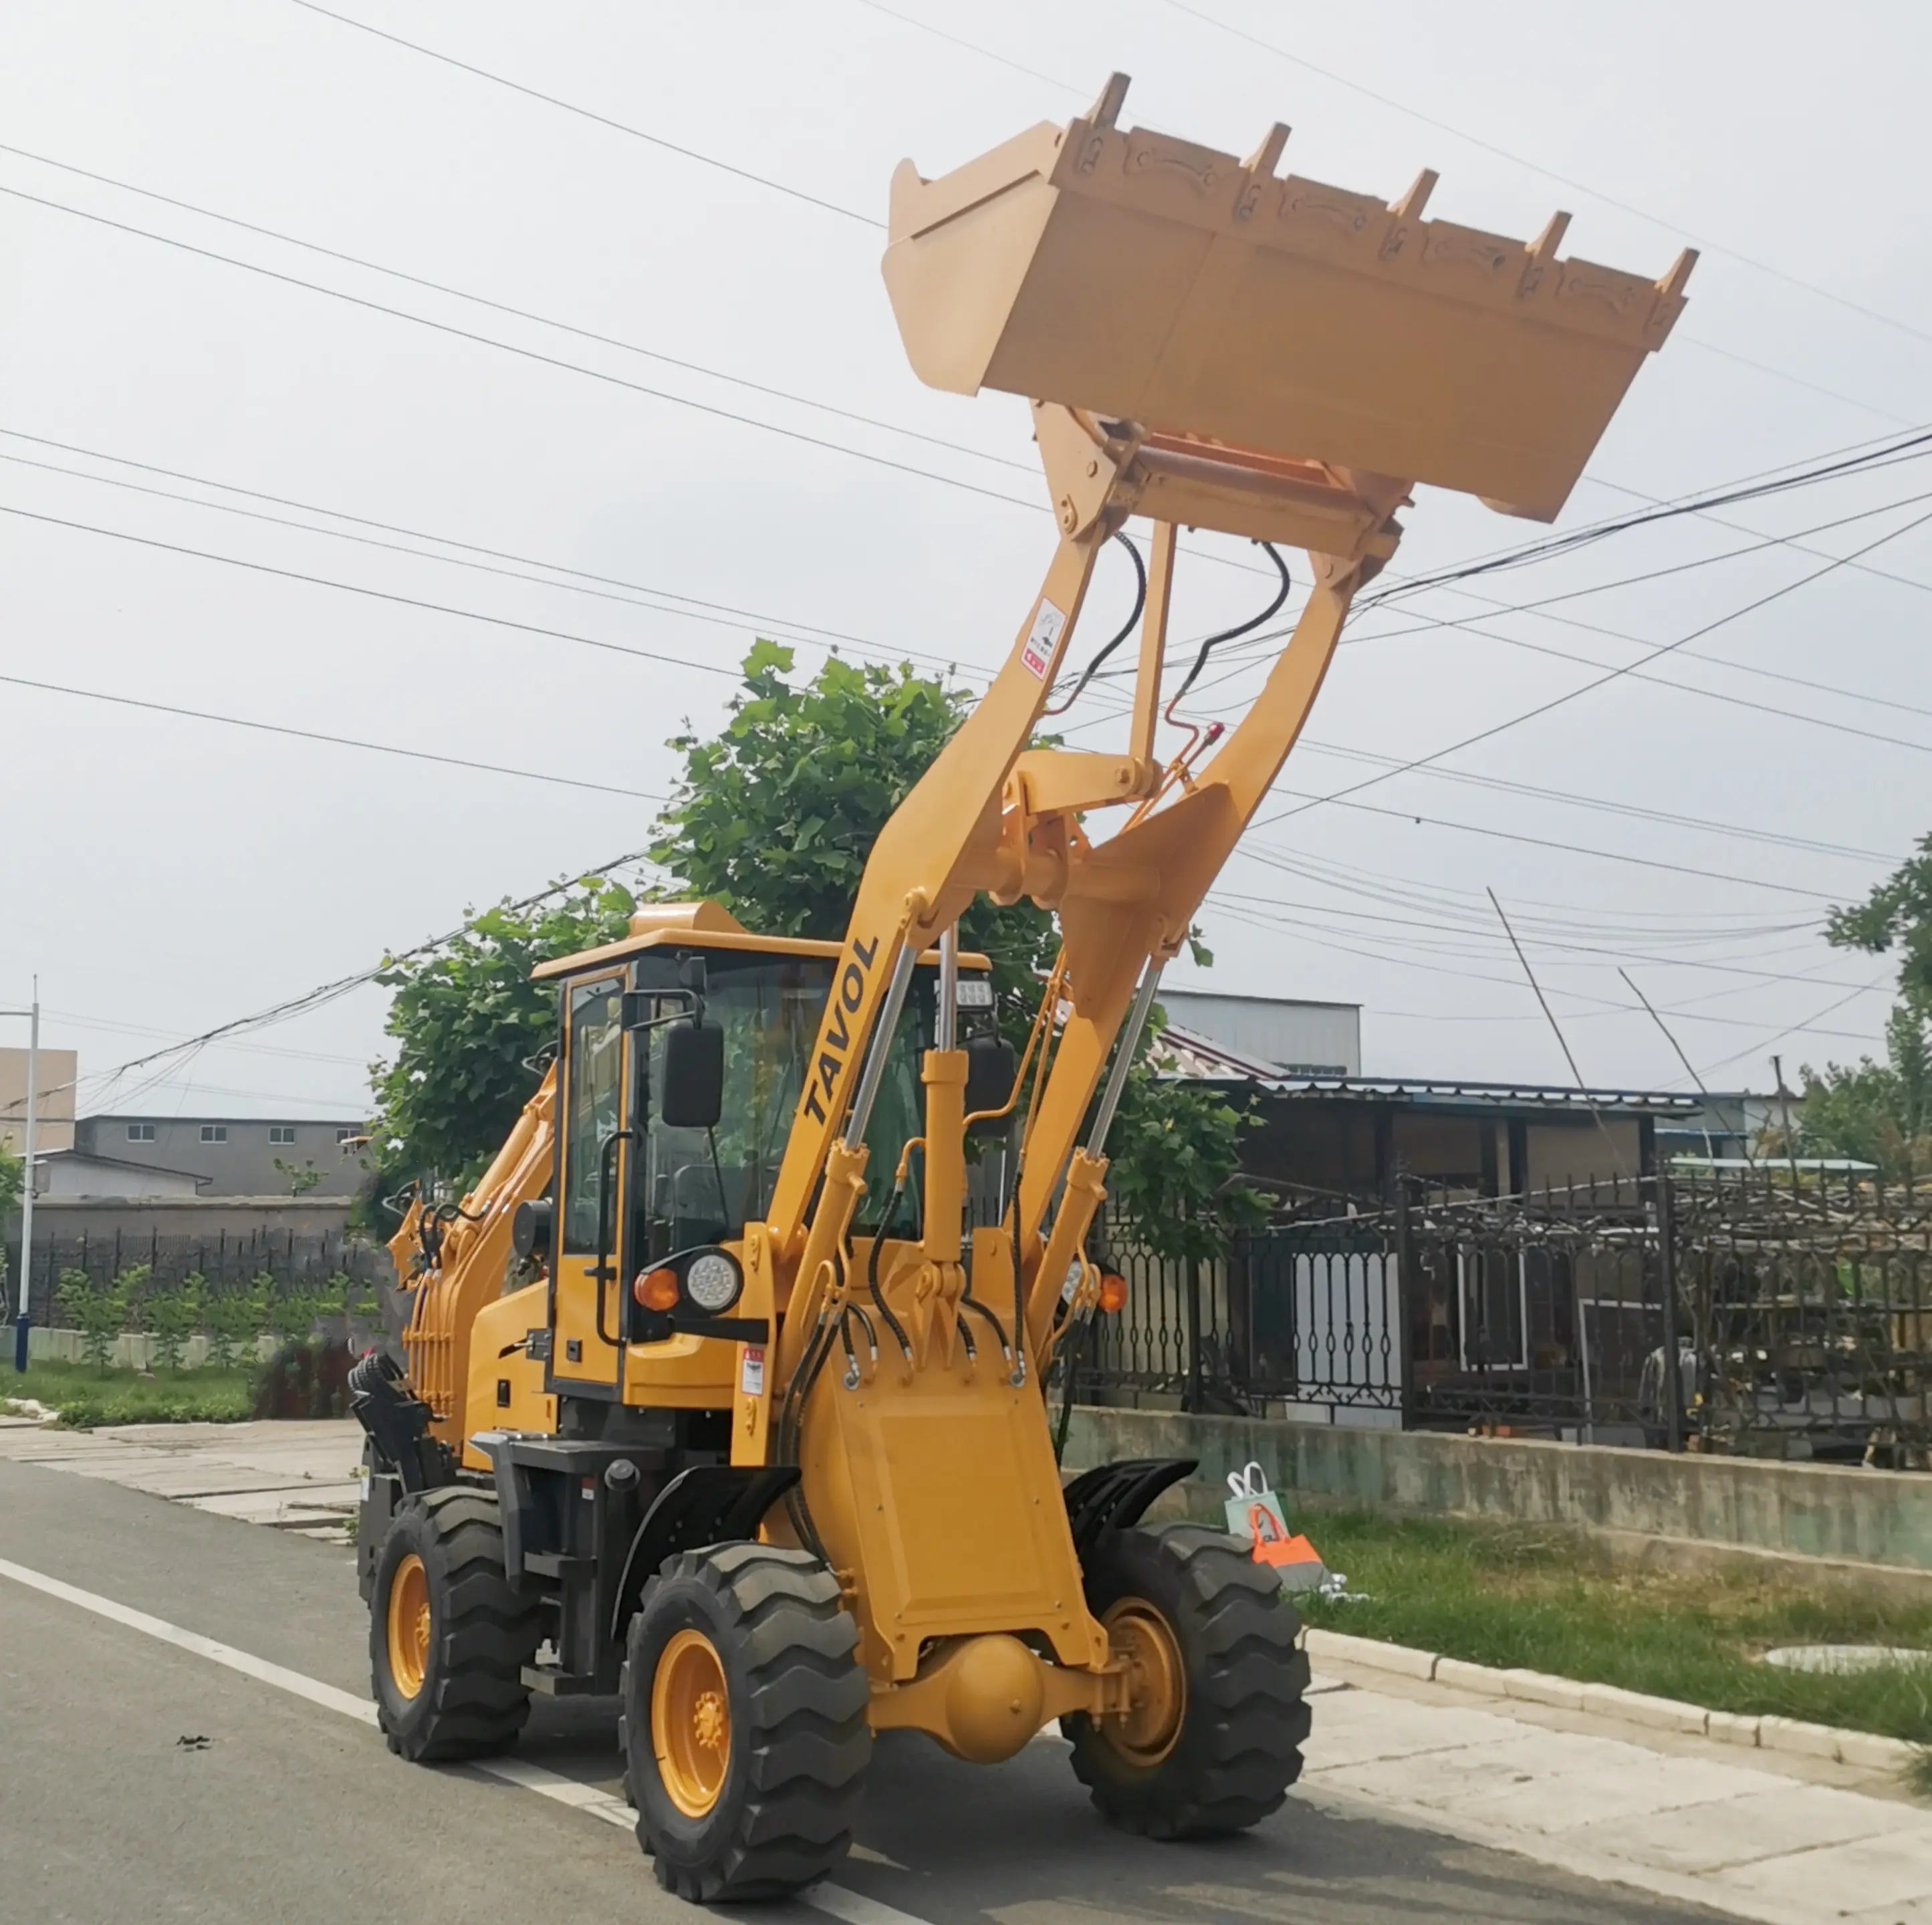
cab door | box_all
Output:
[550,972,630,1392]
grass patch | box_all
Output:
[1289,1507,1932,1747]
[1,1359,257,1429]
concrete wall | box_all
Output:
[27,1327,281,1370]
[1062,1404,1932,1575]
[29,1196,356,1242]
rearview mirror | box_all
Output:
[660,1020,725,1130]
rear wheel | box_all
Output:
[370,1486,540,1760]
[1064,1522,1310,1838]
[623,1541,870,1902]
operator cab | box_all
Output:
[527,900,997,1405]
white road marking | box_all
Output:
[0,1554,378,1726]
[0,1554,934,1925]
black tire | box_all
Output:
[1064,1521,1310,1839]
[622,1541,870,1903]
[369,1485,540,1761]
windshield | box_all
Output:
[632,952,929,1255]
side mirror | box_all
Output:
[660,1020,725,1130]
[510,1196,554,1263]
[964,1034,1018,1137]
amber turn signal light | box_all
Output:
[1097,1271,1128,1315]
[634,1267,679,1311]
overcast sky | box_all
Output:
[3,0,1929,1124]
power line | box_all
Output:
[0,184,1035,515]
[0,669,669,803]
[0,141,1026,479]
[9,427,1906,891]
[1695,977,1893,1077]
[1261,497,1932,828]
[1284,742,1896,866]
[1240,793,1842,899]
[1163,0,1932,357]
[0,433,987,686]
[282,1,881,229]
[0,499,760,680]
[77,844,663,1100]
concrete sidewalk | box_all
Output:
[1302,1647,1932,1924]
[7,1414,1929,1921]
[0,1414,360,1539]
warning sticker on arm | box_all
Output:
[1019,599,1066,680]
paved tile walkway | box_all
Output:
[6,1413,1929,1920]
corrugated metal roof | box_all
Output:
[1150,1029,1699,1114]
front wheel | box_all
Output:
[1064,1522,1310,1839]
[369,1486,539,1761]
[623,1542,870,1903]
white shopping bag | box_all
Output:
[1223,1460,1290,1547]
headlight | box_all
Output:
[683,1250,743,1314]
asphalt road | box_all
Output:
[0,1454,1731,1925]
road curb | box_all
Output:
[1302,1626,1923,1773]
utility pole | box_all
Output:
[5,985,39,1373]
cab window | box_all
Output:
[561,976,626,1253]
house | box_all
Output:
[1653,1090,1791,1162]
[33,1148,205,1199]
[1155,989,1360,1077]
[1155,1021,1695,1200]
[75,1114,370,1198]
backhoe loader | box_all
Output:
[352,76,1691,1902]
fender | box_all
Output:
[610,1463,802,1641]
[1060,1456,1198,1561]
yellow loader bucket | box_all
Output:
[883,76,1693,523]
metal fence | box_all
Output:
[12,1227,384,1325]
[1074,1169,1932,1464]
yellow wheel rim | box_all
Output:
[652,1628,732,1818]
[1102,1597,1187,1767]
[386,1552,433,1700]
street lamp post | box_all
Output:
[5,989,39,1373]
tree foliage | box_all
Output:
[648,641,1056,1025]
[0,1142,21,1222]
[1796,1003,1932,1179]
[1802,839,1932,1178]
[1103,1008,1269,1266]
[1827,831,1932,1005]
[372,643,1261,1242]
[367,876,639,1192]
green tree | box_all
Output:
[1102,1037,1269,1267]
[1804,841,1932,1178]
[367,874,640,1191]
[1796,1003,1932,1178]
[273,1156,324,1198]
[373,642,1258,1240]
[204,1275,271,1370]
[1826,831,1932,1003]
[140,1272,204,1374]
[56,1267,136,1374]
[0,1142,21,1320]
[648,641,1055,1024]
